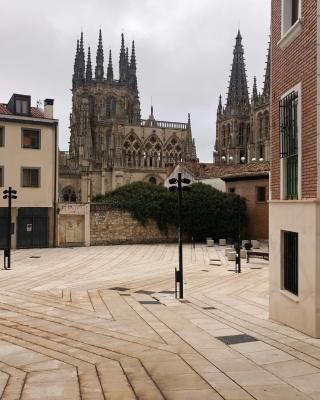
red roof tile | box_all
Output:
[0,103,45,119]
[186,161,270,179]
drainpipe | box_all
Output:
[53,121,58,248]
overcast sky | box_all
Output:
[0,0,270,162]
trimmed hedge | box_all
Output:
[93,181,247,241]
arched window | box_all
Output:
[222,126,226,147]
[238,123,245,146]
[264,112,269,137]
[106,97,117,118]
[62,187,77,202]
[259,145,264,159]
[149,176,157,184]
[258,114,263,140]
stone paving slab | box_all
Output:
[0,244,318,399]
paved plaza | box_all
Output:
[0,244,319,399]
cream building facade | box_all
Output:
[0,94,58,249]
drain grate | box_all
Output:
[30,256,41,259]
[217,334,258,345]
[139,300,160,305]
[109,287,129,292]
[120,294,131,297]
[203,306,216,310]
[135,290,155,295]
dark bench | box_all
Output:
[247,251,269,263]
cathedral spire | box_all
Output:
[107,49,114,82]
[217,95,222,116]
[252,76,258,102]
[86,46,92,83]
[72,39,80,88]
[79,31,86,84]
[119,33,127,82]
[263,41,270,99]
[95,28,104,80]
[128,40,137,90]
[226,30,249,113]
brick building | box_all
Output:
[270,0,320,337]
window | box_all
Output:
[0,127,4,146]
[22,168,40,187]
[228,188,235,194]
[149,177,157,184]
[256,186,266,202]
[106,97,116,118]
[62,187,77,202]
[238,123,245,146]
[0,167,3,187]
[282,0,301,36]
[280,91,298,199]
[22,129,41,149]
[283,231,298,296]
[16,99,29,114]
[291,0,299,25]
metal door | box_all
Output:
[17,208,49,248]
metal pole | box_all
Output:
[178,173,183,298]
[238,195,241,274]
[7,187,12,269]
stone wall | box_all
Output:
[90,204,177,245]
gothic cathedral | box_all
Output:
[59,30,197,201]
[214,31,270,165]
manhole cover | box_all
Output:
[217,334,258,345]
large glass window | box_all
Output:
[22,168,40,187]
[283,231,298,296]
[280,91,298,199]
[22,129,41,149]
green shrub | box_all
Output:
[93,181,247,241]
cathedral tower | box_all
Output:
[214,31,270,165]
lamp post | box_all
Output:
[235,194,242,274]
[169,173,190,299]
[2,187,17,270]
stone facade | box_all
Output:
[59,30,197,202]
[214,31,270,165]
[90,204,177,246]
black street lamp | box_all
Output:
[235,194,242,274]
[169,173,190,299]
[2,187,17,270]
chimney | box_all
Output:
[44,98,54,119]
